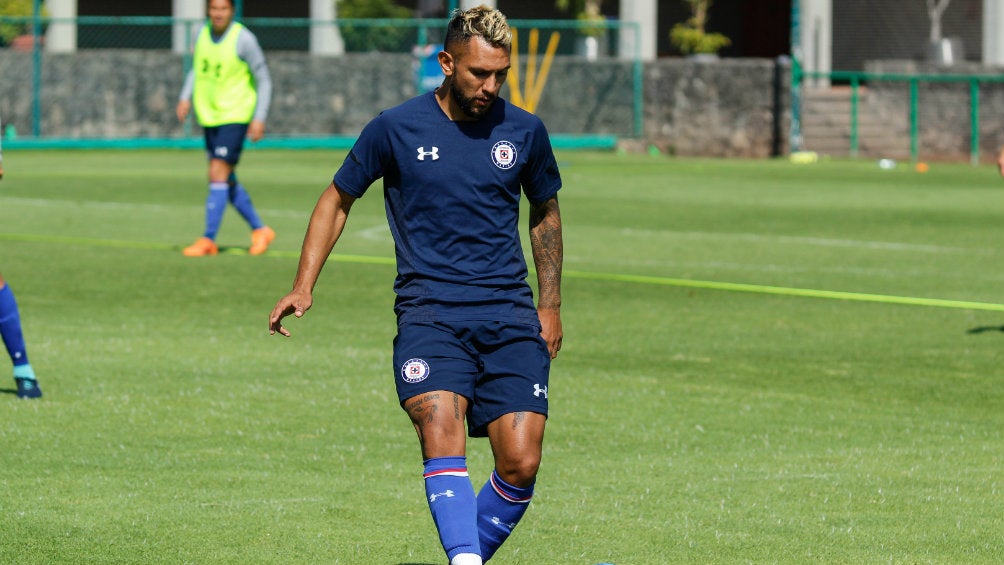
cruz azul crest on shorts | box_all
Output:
[491,140,517,170]
[401,358,431,384]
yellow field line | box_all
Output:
[3,232,1001,312]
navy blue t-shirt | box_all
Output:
[334,91,562,324]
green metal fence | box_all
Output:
[792,57,1004,164]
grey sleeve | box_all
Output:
[179,69,195,102]
[237,28,272,123]
[179,25,201,102]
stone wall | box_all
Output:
[642,57,789,157]
[864,60,1004,162]
[0,49,788,157]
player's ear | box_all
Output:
[438,50,455,77]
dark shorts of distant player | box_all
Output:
[203,123,248,165]
[394,320,551,438]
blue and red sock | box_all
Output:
[0,283,32,374]
[423,456,481,562]
[227,174,264,230]
[476,470,534,561]
[203,182,229,239]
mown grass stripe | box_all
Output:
[4,232,1001,312]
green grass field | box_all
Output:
[1,149,1002,564]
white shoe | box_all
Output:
[451,553,483,565]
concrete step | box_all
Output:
[799,87,911,157]
[801,121,907,137]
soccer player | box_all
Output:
[268,6,563,564]
[0,116,43,399]
[176,0,275,256]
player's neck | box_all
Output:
[434,85,476,122]
[211,22,233,37]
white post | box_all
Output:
[618,0,656,61]
[800,0,832,88]
[462,0,495,8]
[45,0,76,53]
[173,0,204,54]
[311,0,344,55]
[984,0,1004,66]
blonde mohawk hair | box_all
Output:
[445,5,512,49]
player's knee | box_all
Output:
[413,420,467,457]
[494,453,541,487]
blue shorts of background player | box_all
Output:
[394,321,551,438]
[204,123,248,165]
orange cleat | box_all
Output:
[182,237,219,257]
[249,226,275,255]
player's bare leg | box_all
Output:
[407,391,482,564]
[477,411,545,560]
[183,158,235,256]
[485,411,545,487]
[406,390,469,458]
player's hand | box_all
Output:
[269,291,313,337]
[0,164,4,181]
[176,100,191,122]
[998,155,1004,178]
[538,307,562,359]
[248,120,265,143]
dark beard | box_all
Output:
[450,84,494,119]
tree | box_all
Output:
[926,0,952,43]
[337,0,412,52]
[555,0,602,17]
[669,0,730,56]
[555,0,605,37]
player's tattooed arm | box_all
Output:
[530,196,563,359]
[529,196,563,310]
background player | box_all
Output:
[0,112,43,399]
[268,6,563,564]
[176,0,275,256]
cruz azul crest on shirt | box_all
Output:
[491,140,517,170]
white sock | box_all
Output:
[451,553,483,565]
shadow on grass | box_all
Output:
[967,325,1004,334]
[0,387,18,396]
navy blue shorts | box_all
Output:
[203,123,248,165]
[393,320,551,437]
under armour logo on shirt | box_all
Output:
[417,146,439,161]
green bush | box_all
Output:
[669,23,730,55]
[0,0,45,47]
[669,0,730,55]
[337,0,414,53]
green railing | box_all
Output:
[792,58,1004,164]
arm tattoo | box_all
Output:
[529,197,563,310]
